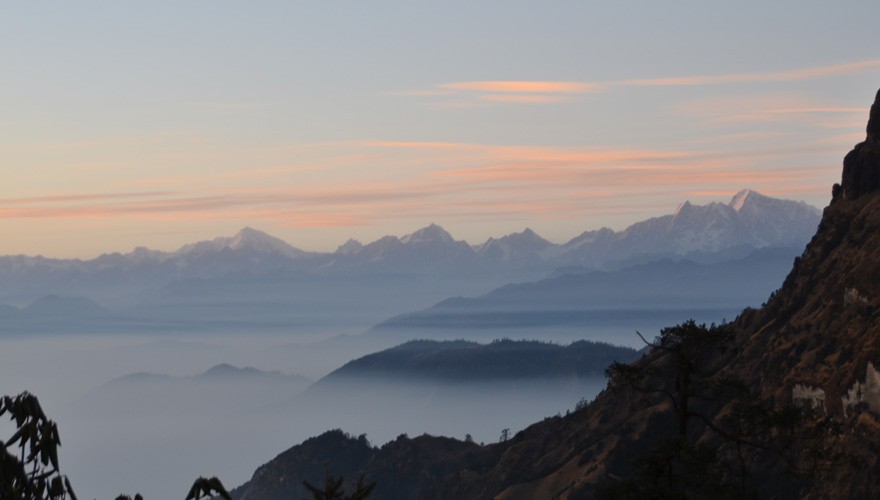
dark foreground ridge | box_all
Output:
[231,89,880,499]
[840,88,880,200]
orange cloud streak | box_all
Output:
[406,59,880,107]
[482,94,570,103]
[362,141,482,151]
[439,81,601,94]
[0,138,838,229]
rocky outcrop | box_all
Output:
[842,362,880,417]
[793,384,827,414]
[867,88,880,142]
[838,89,880,200]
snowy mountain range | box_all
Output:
[0,190,818,302]
[0,190,820,333]
[556,189,821,267]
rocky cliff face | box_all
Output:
[839,89,880,200]
[231,89,880,499]
[741,88,880,412]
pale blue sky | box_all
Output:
[3,2,880,257]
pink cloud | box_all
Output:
[0,138,838,230]
[362,141,482,151]
[481,94,571,104]
[438,81,601,94]
[407,80,602,106]
[402,59,880,107]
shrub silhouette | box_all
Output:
[1,391,233,500]
[0,392,77,500]
[303,470,375,500]
[601,320,846,498]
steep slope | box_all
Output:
[229,89,880,499]
[728,89,880,417]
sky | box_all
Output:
[3,1,880,258]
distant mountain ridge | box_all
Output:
[110,363,307,385]
[0,191,821,336]
[177,226,312,260]
[558,189,820,267]
[67,363,312,419]
[316,339,638,383]
[0,190,819,308]
[371,246,801,342]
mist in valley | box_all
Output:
[0,331,620,499]
[0,253,786,500]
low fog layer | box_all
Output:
[1,334,620,499]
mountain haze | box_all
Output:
[372,246,800,344]
[0,192,819,334]
[0,191,818,302]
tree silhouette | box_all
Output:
[0,392,78,500]
[302,470,375,500]
[185,476,232,500]
[605,320,734,438]
[601,320,845,498]
[1,391,235,500]
[499,428,510,442]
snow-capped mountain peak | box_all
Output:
[0,191,822,296]
[498,228,553,250]
[335,238,364,255]
[673,200,692,217]
[124,246,170,264]
[400,224,455,245]
[177,227,306,258]
[228,227,282,251]
[729,189,759,213]
[473,227,558,263]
